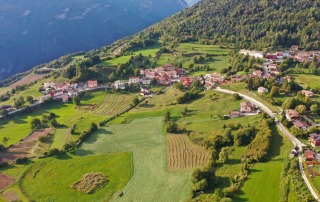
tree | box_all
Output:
[219,147,229,163]
[73,96,81,105]
[132,96,140,105]
[311,104,319,114]
[91,123,98,132]
[108,72,116,81]
[181,107,188,118]
[0,110,9,120]
[232,93,242,101]
[63,141,77,151]
[150,77,157,86]
[2,137,8,145]
[26,96,34,104]
[269,86,280,97]
[50,119,59,128]
[166,121,178,133]
[133,68,140,76]
[30,118,41,130]
[164,112,171,122]
[295,105,307,115]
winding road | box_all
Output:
[215,87,320,201]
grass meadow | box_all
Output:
[77,117,192,202]
[16,153,132,201]
[236,126,293,201]
[292,74,320,89]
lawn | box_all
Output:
[50,128,70,150]
[17,153,132,201]
[292,74,320,89]
[236,126,293,202]
[77,117,192,202]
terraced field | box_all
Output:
[167,134,209,170]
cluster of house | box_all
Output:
[241,46,320,63]
[39,80,98,103]
[285,109,310,131]
[113,64,227,95]
[113,64,187,92]
[228,101,259,118]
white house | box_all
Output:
[129,76,140,84]
[40,95,51,102]
[258,87,269,94]
[240,50,264,58]
[114,80,127,90]
[44,81,55,88]
[67,89,78,97]
[141,78,151,85]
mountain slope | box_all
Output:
[144,0,320,50]
[0,0,187,80]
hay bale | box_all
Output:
[71,173,108,194]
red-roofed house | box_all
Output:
[252,70,263,78]
[49,90,63,98]
[87,80,98,88]
[240,102,256,113]
[309,133,320,147]
[293,121,309,131]
[182,77,191,88]
[285,109,300,121]
[62,95,69,103]
[304,149,315,161]
[301,90,314,97]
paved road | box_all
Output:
[215,87,320,201]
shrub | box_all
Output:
[16,157,29,164]
[47,148,61,157]
[0,162,9,168]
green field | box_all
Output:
[292,74,320,89]
[13,153,132,201]
[50,128,71,149]
[237,126,293,201]
[222,82,281,113]
[77,117,192,202]
[0,91,135,147]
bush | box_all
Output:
[47,148,61,157]
[38,136,48,143]
[63,141,77,151]
[16,157,29,164]
[0,144,6,151]
[0,162,9,168]
[165,121,178,133]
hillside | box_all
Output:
[143,0,320,50]
[0,0,187,80]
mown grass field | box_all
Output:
[14,153,132,202]
[167,134,209,170]
[292,74,320,89]
[77,117,192,202]
[50,128,71,150]
[236,126,293,202]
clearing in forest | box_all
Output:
[167,134,209,170]
[77,117,192,202]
